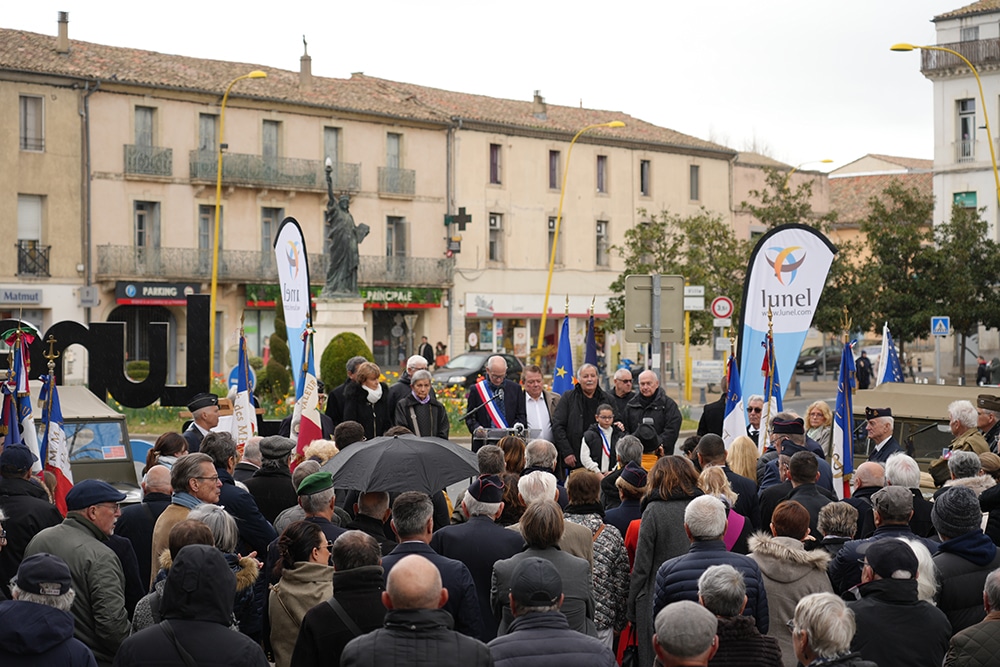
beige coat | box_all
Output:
[268,560,335,667]
[149,503,191,586]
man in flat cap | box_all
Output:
[431,474,526,640]
[25,479,130,664]
[977,394,1000,453]
[0,552,98,666]
[488,556,616,666]
[865,407,901,464]
[183,392,220,453]
[652,600,719,667]
[244,435,297,524]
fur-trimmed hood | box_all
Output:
[158,548,258,591]
[944,474,995,496]
[749,531,830,583]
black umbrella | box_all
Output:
[320,434,478,494]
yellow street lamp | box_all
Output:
[781,159,834,190]
[209,70,267,374]
[535,120,626,360]
[892,43,1000,210]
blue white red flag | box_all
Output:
[292,326,323,465]
[552,315,575,395]
[722,353,745,449]
[875,323,905,386]
[832,341,856,500]
[758,331,783,452]
[39,374,72,515]
[230,327,257,451]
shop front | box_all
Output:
[363,287,443,371]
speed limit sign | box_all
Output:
[710,296,734,319]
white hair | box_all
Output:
[884,453,920,488]
[684,495,727,540]
[518,470,557,505]
[898,537,937,604]
[463,494,502,518]
[11,584,76,611]
[949,400,979,429]
[793,593,855,659]
[406,355,428,372]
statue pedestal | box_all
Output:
[313,297,368,357]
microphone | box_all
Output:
[496,387,504,402]
[459,386,506,421]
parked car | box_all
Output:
[432,351,524,388]
[795,345,843,375]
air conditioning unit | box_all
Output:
[489,214,501,230]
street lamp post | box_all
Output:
[209,70,267,375]
[535,120,626,361]
[781,159,834,190]
[891,43,1000,211]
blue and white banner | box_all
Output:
[273,217,312,389]
[722,354,745,448]
[875,323,905,386]
[832,340,856,499]
[737,224,837,400]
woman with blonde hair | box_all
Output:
[806,400,834,460]
[727,435,760,483]
[698,466,752,554]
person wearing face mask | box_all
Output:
[343,361,393,440]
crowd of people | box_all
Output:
[6,356,1000,666]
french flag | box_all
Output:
[39,374,73,515]
[292,327,323,465]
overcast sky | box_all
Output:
[5,1,960,170]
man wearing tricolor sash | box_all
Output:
[464,356,526,451]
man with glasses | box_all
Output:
[465,355,527,450]
[24,478,131,663]
[746,395,764,441]
[608,369,635,423]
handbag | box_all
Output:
[617,621,638,667]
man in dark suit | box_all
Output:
[382,491,485,640]
[865,406,901,464]
[325,355,367,427]
[522,365,559,442]
[114,464,173,584]
[418,336,434,368]
[233,436,262,482]
[430,475,525,640]
[183,392,219,453]
[278,381,336,439]
[695,434,761,530]
[608,368,635,423]
[697,375,727,437]
[784,451,833,537]
[465,355,527,450]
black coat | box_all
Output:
[759,480,837,531]
[277,411,335,440]
[232,461,260,483]
[345,514,398,555]
[487,611,617,667]
[394,392,450,439]
[244,467,299,525]
[114,491,171,585]
[0,596,97,667]
[829,524,939,595]
[724,466,762,530]
[707,615,782,667]
[114,545,268,667]
[0,476,63,598]
[216,468,278,557]
[624,388,682,453]
[430,515,526,640]
[785,483,833,539]
[552,385,610,464]
[697,396,725,437]
[843,486,879,539]
[867,436,902,464]
[325,379,351,426]
[341,608,491,667]
[847,578,951,667]
[934,531,1000,634]
[182,422,206,453]
[464,379,527,435]
[291,566,386,667]
[343,381,393,439]
[608,390,634,424]
[381,541,484,640]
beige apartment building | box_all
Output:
[2,14,739,382]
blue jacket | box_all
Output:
[487,611,617,667]
[217,467,277,557]
[829,524,939,594]
[0,600,96,667]
[652,540,768,634]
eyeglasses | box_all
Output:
[748,407,762,414]
[0,529,6,545]
[615,378,633,383]
[320,540,334,551]
[786,619,797,632]
[194,475,220,483]
[97,502,121,512]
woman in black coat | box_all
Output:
[393,370,449,439]
[343,361,392,439]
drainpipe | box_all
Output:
[81,79,100,325]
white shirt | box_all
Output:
[526,393,552,441]
[581,425,613,473]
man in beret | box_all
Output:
[758,416,834,493]
[0,444,62,598]
[24,479,131,664]
[977,394,1000,453]
[865,407,901,464]
[0,552,98,666]
[244,435,298,524]
[847,538,951,667]
[183,392,220,453]
[487,557,617,666]
[430,474,526,640]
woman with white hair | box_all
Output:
[393,369,449,438]
[790,593,876,667]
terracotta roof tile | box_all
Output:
[934,0,1000,21]
[829,172,933,225]
[734,152,793,169]
[0,28,732,155]
[863,154,934,171]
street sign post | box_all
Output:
[624,275,684,344]
[931,316,950,385]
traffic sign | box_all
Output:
[623,274,685,344]
[931,316,950,337]
[711,296,734,319]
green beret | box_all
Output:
[297,471,334,496]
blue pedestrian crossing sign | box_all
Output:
[931,316,950,337]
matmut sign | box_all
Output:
[115,282,199,306]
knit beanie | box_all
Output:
[932,485,982,538]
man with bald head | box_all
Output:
[116,465,174,584]
[341,554,492,667]
[624,370,682,455]
[843,461,884,538]
[465,355,527,451]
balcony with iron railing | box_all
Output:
[124,144,173,177]
[956,139,976,163]
[17,240,50,277]
[921,38,1000,74]
[378,166,416,197]
[188,150,360,191]
[97,245,453,287]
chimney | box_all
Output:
[532,90,547,120]
[56,11,69,54]
[300,54,312,89]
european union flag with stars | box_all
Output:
[553,315,574,394]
